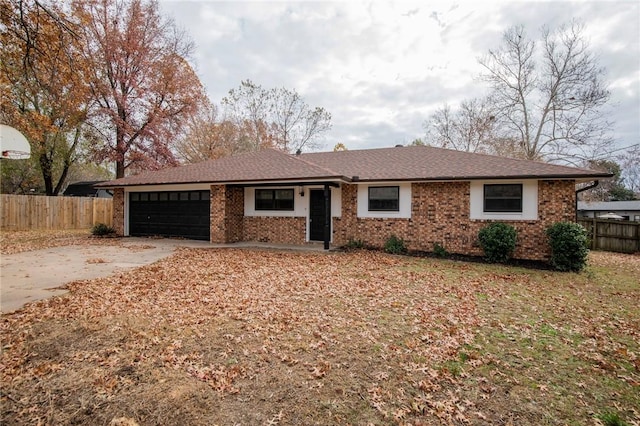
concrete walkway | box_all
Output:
[0,238,332,314]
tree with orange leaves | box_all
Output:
[1,0,92,195]
[74,0,206,178]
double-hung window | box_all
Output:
[483,184,523,213]
[255,189,294,211]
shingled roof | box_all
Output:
[98,146,611,188]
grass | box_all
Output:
[0,230,638,425]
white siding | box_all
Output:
[244,186,342,218]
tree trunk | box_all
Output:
[39,152,54,195]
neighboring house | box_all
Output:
[97,146,611,261]
[64,181,113,198]
[578,201,640,222]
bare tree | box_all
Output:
[222,80,331,154]
[221,80,273,152]
[479,22,612,162]
[269,87,331,153]
[618,144,640,197]
[175,102,223,163]
[424,98,499,154]
[176,102,273,163]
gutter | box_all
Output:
[575,180,599,221]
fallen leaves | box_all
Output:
[0,229,122,255]
[0,245,638,425]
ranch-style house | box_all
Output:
[98,146,611,261]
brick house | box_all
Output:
[97,146,611,261]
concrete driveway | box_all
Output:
[0,238,213,314]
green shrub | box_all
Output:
[384,234,407,255]
[433,242,449,258]
[91,223,116,236]
[477,222,517,263]
[546,222,589,272]
[345,238,365,249]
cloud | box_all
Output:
[160,0,639,152]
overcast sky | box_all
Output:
[160,0,639,154]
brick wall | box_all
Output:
[243,216,306,244]
[113,179,575,260]
[112,188,125,236]
[210,185,226,243]
[333,180,576,261]
[212,185,305,244]
[225,186,244,242]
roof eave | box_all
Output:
[351,173,614,183]
[96,172,612,189]
[95,175,352,189]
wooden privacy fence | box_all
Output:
[578,219,640,254]
[0,194,113,230]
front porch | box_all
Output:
[209,183,340,250]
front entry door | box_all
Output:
[309,189,329,241]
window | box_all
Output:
[484,184,523,212]
[368,186,399,211]
[255,189,294,211]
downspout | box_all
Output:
[575,180,599,221]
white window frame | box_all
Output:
[470,180,538,220]
[357,183,412,219]
[244,186,342,218]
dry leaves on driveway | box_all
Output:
[0,229,120,254]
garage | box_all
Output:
[129,191,210,240]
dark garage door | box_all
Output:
[129,191,210,240]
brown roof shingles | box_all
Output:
[98,149,345,187]
[98,146,611,188]
[302,146,611,181]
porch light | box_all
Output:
[299,186,305,196]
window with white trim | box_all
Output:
[483,184,523,213]
[368,186,399,211]
[255,189,294,211]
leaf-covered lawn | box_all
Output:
[0,229,120,255]
[1,240,638,425]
